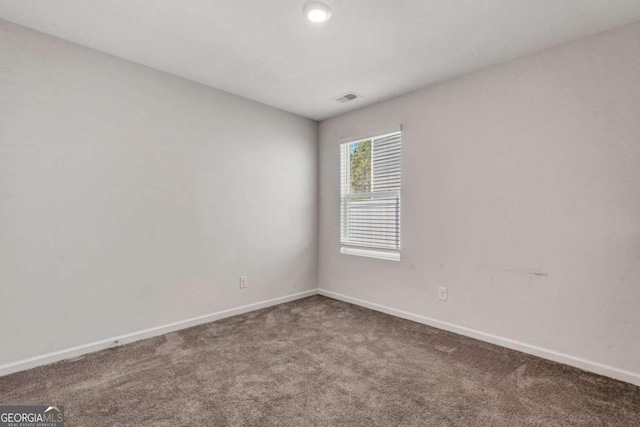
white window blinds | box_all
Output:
[340,130,401,261]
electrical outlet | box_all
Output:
[438,287,448,301]
[239,276,248,289]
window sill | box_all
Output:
[340,247,400,261]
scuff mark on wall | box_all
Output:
[486,264,548,277]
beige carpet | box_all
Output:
[1,295,638,426]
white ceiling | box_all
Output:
[2,1,640,120]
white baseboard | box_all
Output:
[318,288,640,387]
[4,287,638,388]
[0,289,317,378]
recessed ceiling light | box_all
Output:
[303,2,332,23]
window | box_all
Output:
[340,129,402,261]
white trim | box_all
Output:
[4,287,638,388]
[340,246,400,261]
[317,288,640,387]
[339,125,401,144]
[0,289,317,378]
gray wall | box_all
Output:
[0,20,318,365]
[319,22,640,378]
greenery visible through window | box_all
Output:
[349,140,371,193]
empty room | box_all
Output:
[1,1,639,426]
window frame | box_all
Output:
[339,126,402,261]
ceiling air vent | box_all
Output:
[332,92,361,103]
